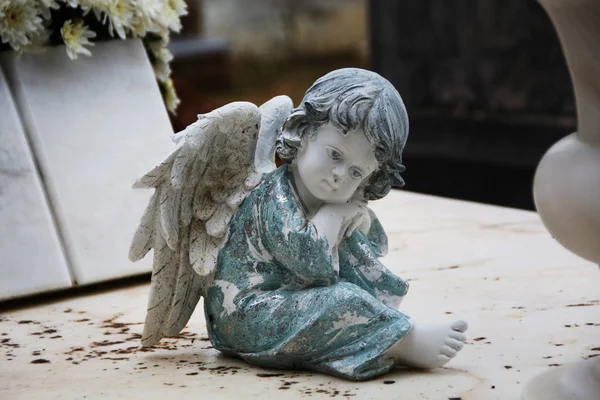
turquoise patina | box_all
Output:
[205,165,412,380]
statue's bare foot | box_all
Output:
[386,320,468,369]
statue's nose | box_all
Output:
[332,164,345,183]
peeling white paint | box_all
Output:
[281,220,293,241]
[246,236,273,262]
[346,252,358,265]
[213,279,240,315]
[247,272,265,286]
[358,263,383,282]
[335,363,357,376]
[376,290,404,309]
[326,311,370,336]
[276,193,287,203]
[332,250,340,274]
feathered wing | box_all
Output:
[255,95,294,173]
[129,96,292,346]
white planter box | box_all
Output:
[0,39,173,299]
[0,66,72,300]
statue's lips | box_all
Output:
[323,179,339,191]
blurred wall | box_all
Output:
[170,1,369,129]
[370,0,575,210]
[371,0,575,118]
[202,0,367,61]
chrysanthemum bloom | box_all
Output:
[0,0,45,52]
[102,0,135,39]
[60,19,96,59]
[162,77,180,112]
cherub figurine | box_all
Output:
[130,68,468,380]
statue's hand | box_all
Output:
[315,201,368,244]
[342,200,372,238]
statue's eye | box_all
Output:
[350,167,363,180]
[328,148,342,160]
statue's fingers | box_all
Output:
[345,216,362,237]
[359,211,372,234]
[339,217,354,241]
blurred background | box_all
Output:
[169,0,575,211]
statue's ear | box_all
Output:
[281,112,306,141]
[280,111,308,149]
[277,110,308,163]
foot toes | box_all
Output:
[437,354,452,366]
[449,331,466,342]
[451,320,468,333]
[445,338,464,351]
[441,345,457,358]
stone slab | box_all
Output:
[0,66,72,300]
[0,39,174,285]
[0,191,597,399]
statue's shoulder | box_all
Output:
[248,165,290,199]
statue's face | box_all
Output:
[295,123,378,204]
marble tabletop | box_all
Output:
[1,190,598,400]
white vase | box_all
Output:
[527,0,600,399]
[0,39,173,299]
[533,0,600,265]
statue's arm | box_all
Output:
[258,199,339,287]
[338,231,409,309]
[365,208,389,257]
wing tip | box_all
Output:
[141,335,160,347]
[260,95,294,110]
[163,325,182,338]
[128,251,139,263]
[132,180,147,189]
[128,246,147,263]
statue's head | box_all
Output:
[277,68,409,201]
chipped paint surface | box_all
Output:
[375,291,405,309]
[204,166,412,380]
[212,280,240,316]
[330,312,371,332]
[245,236,273,263]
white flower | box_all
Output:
[130,0,162,37]
[60,19,96,59]
[148,40,173,81]
[162,78,180,113]
[99,0,134,39]
[38,0,59,19]
[65,0,105,17]
[134,0,162,21]
[147,40,173,62]
[66,0,110,23]
[152,56,171,82]
[0,0,45,52]
[20,26,50,53]
[168,0,187,17]
[39,0,60,7]
[156,2,181,33]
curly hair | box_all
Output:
[276,68,409,201]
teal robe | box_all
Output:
[205,166,412,380]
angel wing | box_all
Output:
[129,96,293,346]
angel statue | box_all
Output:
[129,68,468,380]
